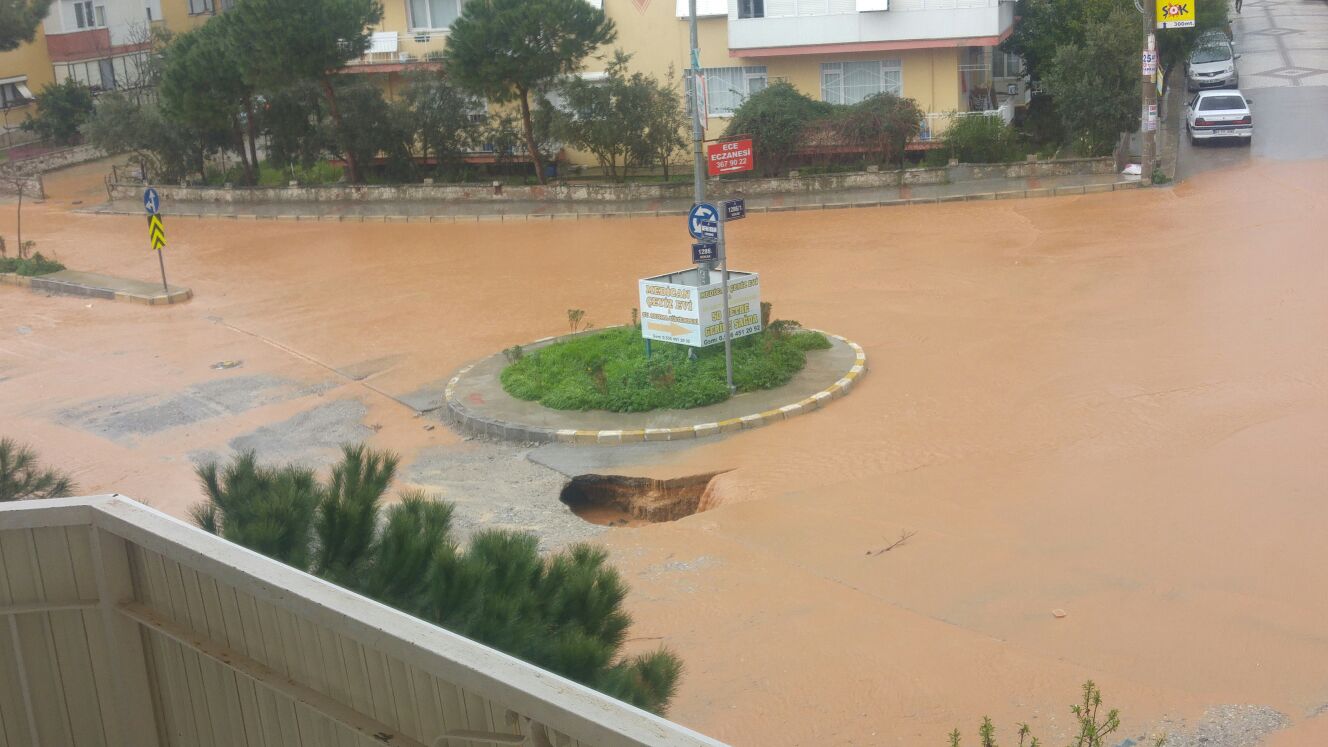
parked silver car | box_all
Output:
[1187,34,1240,91]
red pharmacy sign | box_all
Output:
[706,139,755,176]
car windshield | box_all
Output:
[1192,44,1232,64]
[1200,95,1245,111]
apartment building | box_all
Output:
[0,0,215,146]
[347,0,1023,153]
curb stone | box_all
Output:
[443,328,868,446]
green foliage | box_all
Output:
[629,65,688,179]
[193,451,320,569]
[262,81,333,173]
[85,92,198,182]
[446,0,616,183]
[1043,7,1140,157]
[399,70,479,172]
[20,80,94,145]
[1015,94,1065,150]
[832,93,923,168]
[501,325,832,412]
[332,79,415,183]
[0,438,75,502]
[313,444,396,586]
[950,680,1136,747]
[159,16,260,181]
[190,446,682,714]
[725,81,832,177]
[1071,680,1120,747]
[0,251,64,276]
[941,114,1022,164]
[228,0,384,181]
[0,0,53,52]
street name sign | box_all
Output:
[688,202,719,241]
[723,199,746,222]
[692,242,720,264]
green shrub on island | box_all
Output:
[500,323,832,412]
[0,252,65,276]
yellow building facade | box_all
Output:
[346,0,1019,167]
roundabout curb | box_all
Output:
[442,330,867,446]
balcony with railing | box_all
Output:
[728,0,1015,56]
[0,495,729,747]
[344,31,447,71]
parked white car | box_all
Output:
[1185,90,1253,145]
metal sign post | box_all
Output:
[143,187,169,292]
[688,0,710,286]
[717,218,735,395]
[717,198,745,395]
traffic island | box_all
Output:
[2,269,192,305]
[443,328,867,446]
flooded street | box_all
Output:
[3,152,1327,745]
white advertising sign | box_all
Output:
[639,270,762,348]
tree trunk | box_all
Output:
[517,88,546,185]
[321,77,359,183]
[243,94,260,176]
[232,117,254,185]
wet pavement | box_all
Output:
[1176,0,1328,179]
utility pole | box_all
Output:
[1140,5,1158,183]
[689,0,710,285]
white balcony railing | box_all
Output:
[346,31,446,67]
[917,97,1015,142]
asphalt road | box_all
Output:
[1176,0,1328,179]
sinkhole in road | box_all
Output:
[559,472,726,527]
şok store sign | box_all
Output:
[707,139,755,176]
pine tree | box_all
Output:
[191,446,683,714]
[444,0,616,184]
[0,438,75,502]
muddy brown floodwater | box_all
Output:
[3,157,1326,746]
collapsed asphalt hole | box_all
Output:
[559,472,727,527]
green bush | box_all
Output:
[941,114,1022,164]
[725,82,832,177]
[21,80,95,145]
[0,252,65,276]
[501,324,832,412]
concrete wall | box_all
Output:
[108,157,1113,204]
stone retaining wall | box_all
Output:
[107,156,1115,205]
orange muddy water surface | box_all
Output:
[3,157,1326,745]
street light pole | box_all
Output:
[1141,3,1158,182]
[689,0,710,285]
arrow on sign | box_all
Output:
[647,320,694,336]
[147,214,167,251]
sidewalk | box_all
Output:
[88,171,1140,221]
[2,269,192,305]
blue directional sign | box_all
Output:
[723,199,746,222]
[143,187,161,215]
[692,242,719,263]
[687,202,719,242]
